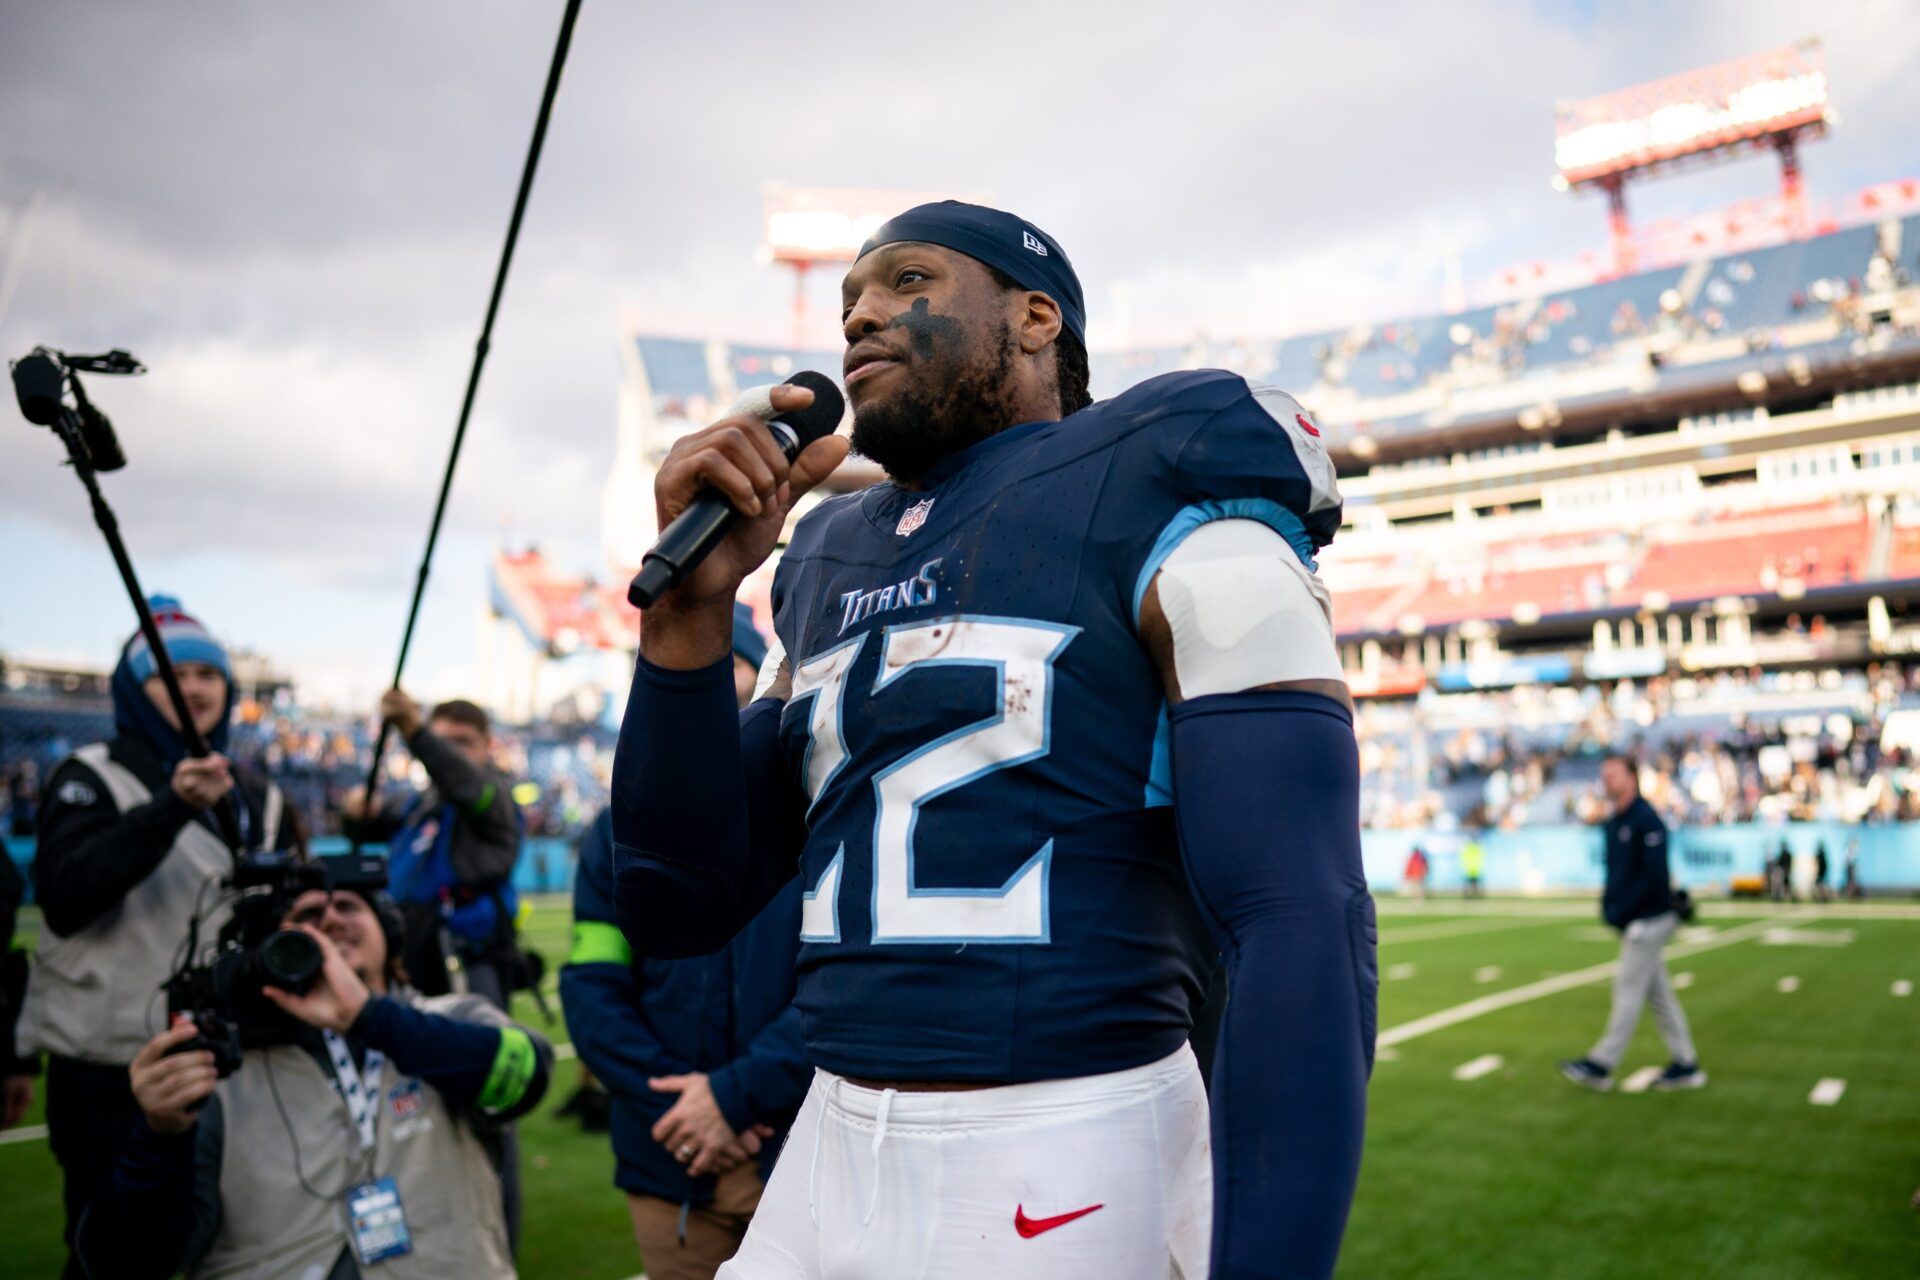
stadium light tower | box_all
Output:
[761,184,971,347]
[1552,39,1833,276]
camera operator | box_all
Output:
[16,598,305,1273]
[342,691,521,1008]
[75,862,552,1279]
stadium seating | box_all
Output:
[1890,521,1920,580]
[1690,225,1879,332]
[1324,500,1887,636]
[726,343,839,391]
[1621,504,1870,607]
[1522,266,1685,365]
[634,336,712,402]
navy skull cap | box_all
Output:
[856,200,1086,345]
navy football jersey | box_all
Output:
[768,370,1341,1082]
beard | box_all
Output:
[850,320,1021,485]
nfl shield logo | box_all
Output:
[896,498,934,537]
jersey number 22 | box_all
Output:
[786,616,1077,945]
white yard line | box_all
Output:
[1473,965,1504,984]
[1451,1054,1505,1081]
[0,1123,48,1147]
[1892,980,1912,997]
[1759,927,1855,947]
[1808,1078,1847,1106]
[1379,917,1569,945]
[1777,976,1800,993]
[1377,913,1805,1050]
[1619,1066,1663,1094]
[1385,963,1418,981]
[1672,972,1696,989]
[1375,901,1596,919]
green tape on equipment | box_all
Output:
[569,922,632,967]
[480,1027,538,1113]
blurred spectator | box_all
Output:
[2,852,35,1130]
[1461,835,1486,898]
[342,690,523,1008]
[6,764,37,836]
[1402,845,1429,899]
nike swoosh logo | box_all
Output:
[1014,1202,1105,1238]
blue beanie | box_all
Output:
[857,201,1087,345]
[731,601,769,673]
[126,595,230,684]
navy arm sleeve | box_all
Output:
[560,813,696,1101]
[1170,690,1375,1280]
[610,657,807,959]
[353,995,554,1123]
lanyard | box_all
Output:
[322,1030,386,1152]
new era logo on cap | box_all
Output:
[1022,230,1048,257]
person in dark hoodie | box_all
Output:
[562,604,809,1280]
[16,596,305,1276]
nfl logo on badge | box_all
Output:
[387,1081,425,1120]
[896,497,935,537]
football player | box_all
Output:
[612,201,1375,1279]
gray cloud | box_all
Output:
[2,0,1917,678]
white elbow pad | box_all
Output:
[1154,519,1343,698]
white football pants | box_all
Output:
[718,1045,1213,1280]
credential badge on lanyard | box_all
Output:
[323,1029,387,1151]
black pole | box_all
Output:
[359,0,582,829]
[53,408,246,852]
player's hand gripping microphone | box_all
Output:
[627,369,845,608]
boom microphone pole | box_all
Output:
[9,347,245,853]
[358,0,582,838]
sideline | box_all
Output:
[1379,917,1569,945]
[1372,898,1920,921]
[1376,911,1808,1049]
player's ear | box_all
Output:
[1017,291,1063,355]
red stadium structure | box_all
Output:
[1554,40,1834,275]
[761,184,957,347]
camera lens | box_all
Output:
[258,929,323,994]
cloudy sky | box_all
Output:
[3,0,1917,708]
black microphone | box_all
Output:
[11,351,68,425]
[627,369,845,608]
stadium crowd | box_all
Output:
[1357,663,1920,830]
[2,701,608,844]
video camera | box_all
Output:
[165,852,390,1077]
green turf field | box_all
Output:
[4,894,1916,1278]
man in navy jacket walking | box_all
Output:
[563,607,809,1279]
[1560,754,1704,1093]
